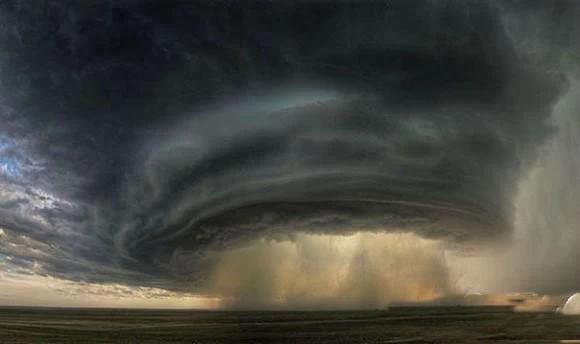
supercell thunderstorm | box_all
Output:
[0,0,578,305]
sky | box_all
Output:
[0,0,579,309]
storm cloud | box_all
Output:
[0,0,577,300]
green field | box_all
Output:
[0,306,579,343]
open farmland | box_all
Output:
[0,306,579,343]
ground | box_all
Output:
[0,306,579,343]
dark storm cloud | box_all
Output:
[0,1,574,291]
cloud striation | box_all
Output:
[0,0,576,304]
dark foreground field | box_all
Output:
[0,306,579,343]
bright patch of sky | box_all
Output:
[0,136,22,178]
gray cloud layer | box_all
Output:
[0,1,576,295]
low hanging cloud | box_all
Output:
[0,0,577,306]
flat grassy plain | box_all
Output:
[0,306,579,343]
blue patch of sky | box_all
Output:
[0,157,22,178]
[0,137,23,178]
